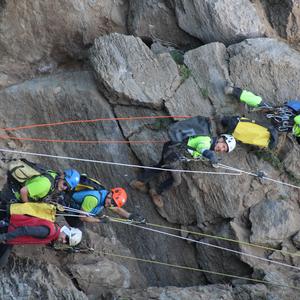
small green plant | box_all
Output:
[170,50,191,82]
[199,87,209,98]
[170,50,184,64]
[178,64,191,81]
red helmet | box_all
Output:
[111,187,127,208]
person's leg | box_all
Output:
[0,245,13,267]
[131,142,173,192]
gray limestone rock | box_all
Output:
[128,0,200,48]
[249,199,300,247]
[174,0,266,44]
[89,33,181,109]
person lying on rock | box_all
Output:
[130,116,236,208]
[224,83,300,144]
[0,202,82,266]
[64,175,146,228]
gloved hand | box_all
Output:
[256,171,266,179]
[209,156,219,167]
[128,212,146,224]
[98,215,110,224]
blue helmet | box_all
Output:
[64,169,80,190]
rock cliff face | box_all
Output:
[1,1,300,299]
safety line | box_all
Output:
[109,218,300,272]
[218,163,300,190]
[0,135,167,144]
[1,115,191,132]
[0,148,240,176]
[110,217,300,258]
[101,251,300,291]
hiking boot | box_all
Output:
[224,84,234,95]
[130,180,148,193]
[149,188,163,208]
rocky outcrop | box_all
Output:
[227,38,300,104]
[0,0,128,88]
[0,256,87,300]
[128,0,200,48]
[261,0,300,43]
[89,33,181,109]
[1,1,300,299]
[174,0,266,44]
[249,199,300,247]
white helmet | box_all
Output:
[220,134,236,153]
[61,226,82,246]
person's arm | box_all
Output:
[79,215,102,223]
[1,226,50,241]
[109,207,146,223]
[109,207,130,219]
[19,186,29,202]
[293,115,300,138]
[239,90,263,108]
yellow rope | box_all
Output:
[101,251,300,291]
[109,217,300,257]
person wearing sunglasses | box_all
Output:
[65,187,146,227]
[15,169,80,202]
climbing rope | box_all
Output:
[0,115,191,132]
[0,148,241,176]
[110,217,300,258]
[108,217,300,272]
[100,251,300,291]
[218,163,300,190]
[0,135,168,144]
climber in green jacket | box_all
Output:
[224,84,300,144]
[131,116,236,208]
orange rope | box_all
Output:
[0,135,168,144]
[1,115,191,132]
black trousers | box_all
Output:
[138,142,182,194]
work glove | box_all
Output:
[128,212,146,224]
[256,171,266,179]
[209,156,219,167]
[98,215,110,224]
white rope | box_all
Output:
[218,163,300,190]
[0,148,240,176]
[111,218,300,272]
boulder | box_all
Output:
[128,0,200,48]
[174,0,266,44]
[89,33,181,109]
[227,38,300,105]
[249,199,300,247]
[168,42,237,116]
[261,0,300,43]
[68,258,131,295]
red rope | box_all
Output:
[1,115,191,132]
[0,135,168,144]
